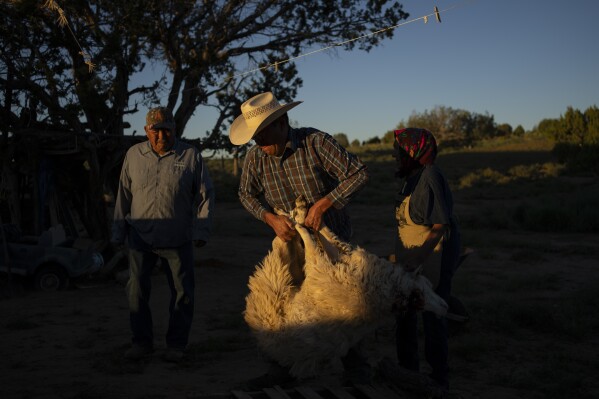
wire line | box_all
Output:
[228,0,475,81]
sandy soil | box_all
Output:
[1,201,597,399]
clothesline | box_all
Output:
[43,0,476,83]
[229,1,472,82]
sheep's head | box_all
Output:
[392,288,425,315]
[395,272,448,316]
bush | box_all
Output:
[552,142,599,176]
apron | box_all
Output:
[395,192,444,288]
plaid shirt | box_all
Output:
[239,127,368,240]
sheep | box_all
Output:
[244,197,448,379]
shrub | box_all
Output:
[552,142,599,175]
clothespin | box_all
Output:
[273,61,279,72]
[79,51,95,73]
[434,6,442,23]
[423,15,428,24]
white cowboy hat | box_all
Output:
[229,92,302,145]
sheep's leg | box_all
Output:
[289,196,345,263]
[315,230,340,263]
[294,223,320,264]
[290,222,340,264]
[317,225,338,243]
[318,226,352,255]
[287,236,305,285]
[272,235,305,286]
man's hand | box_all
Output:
[304,197,333,231]
[194,240,206,248]
[264,213,296,242]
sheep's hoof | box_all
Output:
[291,196,308,224]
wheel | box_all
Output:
[33,265,69,291]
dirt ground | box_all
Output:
[1,200,598,399]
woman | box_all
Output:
[392,128,461,392]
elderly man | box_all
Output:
[229,91,370,387]
[112,106,214,362]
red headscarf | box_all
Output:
[393,128,438,177]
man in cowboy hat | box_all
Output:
[229,91,370,387]
[230,91,368,245]
[112,106,214,363]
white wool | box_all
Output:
[244,203,448,378]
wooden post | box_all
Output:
[233,147,240,177]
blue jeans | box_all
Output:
[126,230,195,350]
[396,309,449,386]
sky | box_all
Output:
[131,0,599,143]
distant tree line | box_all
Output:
[533,105,599,145]
[386,106,526,147]
[534,105,599,175]
[338,104,597,145]
[334,104,598,175]
[334,105,526,148]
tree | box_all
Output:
[472,112,496,140]
[399,106,498,145]
[584,105,599,144]
[0,0,409,241]
[552,106,599,175]
[563,106,586,145]
[441,108,473,146]
[333,133,350,148]
[496,123,513,137]
[382,130,395,144]
[535,118,562,140]
[513,125,525,137]
[363,136,381,145]
[1,0,409,151]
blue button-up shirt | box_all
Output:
[112,139,214,248]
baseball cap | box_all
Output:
[146,106,175,130]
